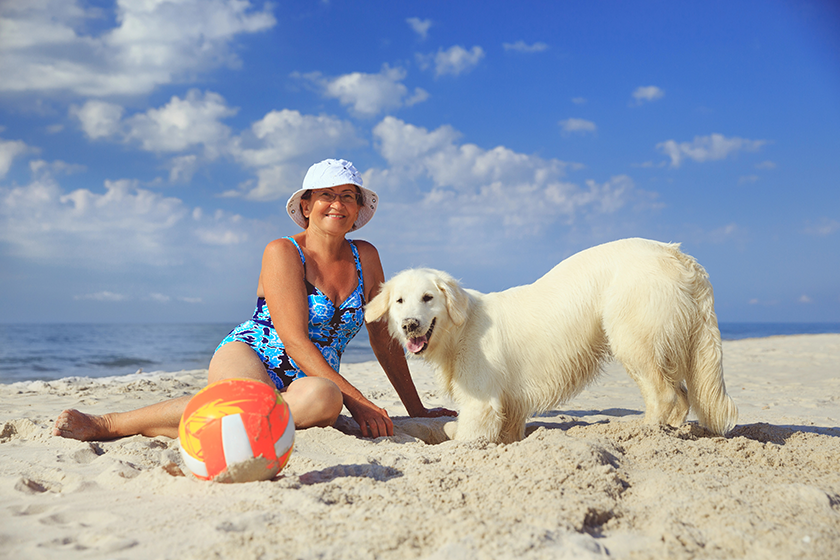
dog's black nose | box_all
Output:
[402,318,420,334]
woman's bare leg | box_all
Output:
[209,341,344,429]
[53,342,268,442]
[53,396,190,441]
[54,341,344,441]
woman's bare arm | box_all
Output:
[261,238,396,437]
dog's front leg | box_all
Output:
[451,395,505,442]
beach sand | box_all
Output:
[2,334,839,559]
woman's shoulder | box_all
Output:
[350,239,380,261]
[263,236,304,263]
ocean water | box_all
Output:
[0,323,377,384]
[1,322,839,384]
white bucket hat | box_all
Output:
[286,159,377,231]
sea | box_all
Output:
[1,322,839,384]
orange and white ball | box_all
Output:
[178,378,294,482]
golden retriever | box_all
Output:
[365,238,738,443]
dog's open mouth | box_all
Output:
[406,318,436,355]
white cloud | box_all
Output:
[71,100,125,139]
[29,159,85,177]
[297,65,429,118]
[233,164,301,201]
[405,88,431,106]
[228,109,363,200]
[632,86,664,104]
[678,223,743,246]
[572,97,587,105]
[195,227,249,246]
[369,117,632,238]
[631,160,666,169]
[503,41,548,53]
[559,118,597,135]
[581,176,635,213]
[738,175,760,184]
[168,155,198,183]
[72,291,202,303]
[418,45,485,77]
[804,218,840,236]
[71,90,236,158]
[708,223,740,243]
[0,137,33,178]
[244,111,360,161]
[69,92,363,196]
[372,116,461,171]
[657,133,767,168]
[1,170,185,264]
[0,0,276,96]
[756,160,777,170]
[74,291,128,302]
[0,165,257,270]
[798,295,813,304]
[125,90,236,155]
[406,17,432,40]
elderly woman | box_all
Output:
[54,159,454,441]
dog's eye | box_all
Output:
[396,298,403,304]
[422,294,433,303]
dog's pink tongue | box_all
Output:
[406,336,427,354]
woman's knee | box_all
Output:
[285,377,343,428]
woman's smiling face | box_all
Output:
[300,184,361,232]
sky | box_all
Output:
[1,0,839,325]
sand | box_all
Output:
[1,334,839,559]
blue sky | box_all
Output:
[1,0,838,324]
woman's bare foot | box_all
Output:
[53,409,117,441]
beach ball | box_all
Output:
[178,378,294,482]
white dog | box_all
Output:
[365,238,738,443]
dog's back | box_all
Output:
[472,239,674,395]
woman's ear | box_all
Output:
[299,197,312,219]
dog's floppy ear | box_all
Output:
[364,281,391,323]
[435,273,469,327]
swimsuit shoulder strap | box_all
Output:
[283,237,306,267]
[347,240,362,274]
[347,239,365,303]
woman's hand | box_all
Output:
[346,397,394,438]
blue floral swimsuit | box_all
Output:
[216,237,366,390]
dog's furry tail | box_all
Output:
[682,253,739,436]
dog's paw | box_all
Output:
[392,418,452,444]
[443,421,458,440]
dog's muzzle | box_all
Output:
[402,318,436,355]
